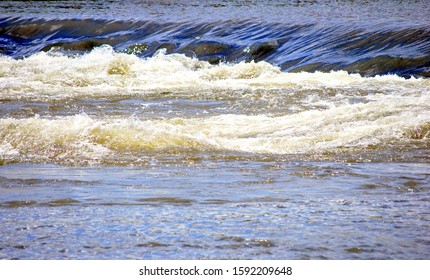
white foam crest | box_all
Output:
[188,100,423,154]
[1,46,429,101]
[0,114,111,163]
[1,89,429,161]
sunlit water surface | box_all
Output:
[1,0,430,259]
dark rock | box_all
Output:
[178,40,232,57]
[41,39,112,52]
[248,40,279,61]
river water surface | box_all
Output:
[0,0,429,259]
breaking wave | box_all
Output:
[1,16,430,77]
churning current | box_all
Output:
[0,0,429,260]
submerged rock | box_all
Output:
[178,40,231,56]
[41,38,116,52]
[154,42,178,54]
[344,55,430,77]
[247,40,279,61]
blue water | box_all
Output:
[1,161,429,259]
[0,0,429,260]
[2,0,430,77]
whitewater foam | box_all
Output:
[1,46,429,164]
[1,46,428,102]
[1,94,429,164]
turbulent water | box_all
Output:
[0,0,429,260]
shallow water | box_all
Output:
[1,161,429,260]
[1,0,430,259]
